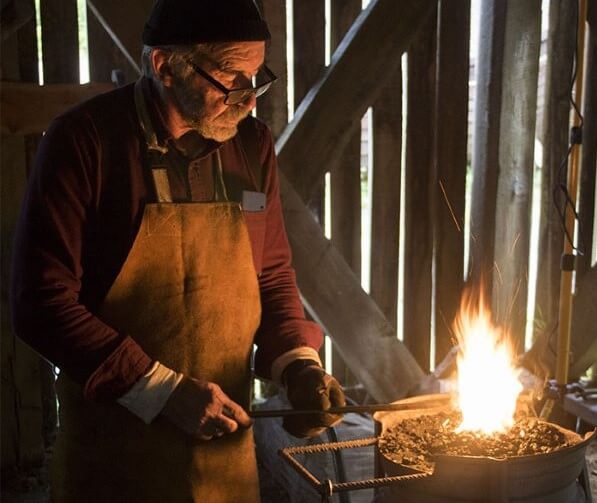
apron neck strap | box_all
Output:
[135,78,231,204]
[135,79,173,202]
[213,150,229,202]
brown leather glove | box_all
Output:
[282,360,345,438]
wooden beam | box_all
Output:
[293,0,325,110]
[577,0,597,281]
[86,0,152,75]
[280,174,425,402]
[40,0,79,83]
[534,1,576,342]
[1,82,113,135]
[1,12,44,469]
[329,0,362,385]
[292,0,326,224]
[255,0,288,140]
[433,0,470,364]
[0,0,34,40]
[330,0,362,278]
[276,0,437,202]
[370,66,402,332]
[87,3,140,84]
[492,0,541,351]
[403,8,437,373]
[469,0,507,293]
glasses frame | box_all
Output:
[186,60,277,105]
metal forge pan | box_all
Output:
[373,394,595,503]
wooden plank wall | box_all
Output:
[492,0,541,353]
[403,8,438,372]
[329,0,361,384]
[1,0,45,472]
[534,0,576,344]
[3,0,597,473]
[433,0,470,365]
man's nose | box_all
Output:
[241,93,257,111]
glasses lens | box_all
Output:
[225,82,273,105]
[226,90,255,105]
[255,82,273,98]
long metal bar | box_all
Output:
[250,395,452,418]
[278,437,431,498]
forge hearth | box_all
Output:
[374,395,595,503]
[379,410,577,473]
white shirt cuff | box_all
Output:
[270,347,322,385]
[117,361,183,424]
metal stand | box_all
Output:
[278,437,431,502]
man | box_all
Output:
[10,1,345,501]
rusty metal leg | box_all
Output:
[326,427,350,503]
[579,460,592,503]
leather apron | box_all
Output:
[51,82,262,503]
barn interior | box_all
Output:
[1,0,596,502]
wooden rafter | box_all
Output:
[1,82,113,135]
[280,174,425,401]
[276,0,437,202]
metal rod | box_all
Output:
[250,396,452,418]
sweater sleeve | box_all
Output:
[252,124,323,379]
[10,115,152,401]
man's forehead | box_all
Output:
[204,41,265,69]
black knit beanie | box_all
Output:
[142,0,271,46]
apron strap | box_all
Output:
[213,150,229,202]
[134,79,174,203]
[238,118,264,192]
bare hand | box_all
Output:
[161,376,252,440]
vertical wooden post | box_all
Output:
[39,0,82,449]
[403,7,437,372]
[256,0,288,141]
[492,0,541,352]
[328,0,361,384]
[40,0,79,83]
[470,0,507,295]
[292,0,325,111]
[330,0,362,279]
[534,1,576,347]
[577,0,597,281]
[555,0,588,387]
[292,0,327,362]
[370,66,402,333]
[292,0,326,220]
[1,0,44,470]
[433,0,470,364]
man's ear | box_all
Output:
[151,49,174,87]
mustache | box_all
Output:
[219,105,250,122]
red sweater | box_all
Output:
[10,78,322,400]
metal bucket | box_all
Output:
[373,394,595,503]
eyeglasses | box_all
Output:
[186,60,277,105]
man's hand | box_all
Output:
[161,376,252,440]
[283,360,345,438]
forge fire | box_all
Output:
[379,290,583,474]
[378,410,579,473]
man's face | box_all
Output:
[170,41,265,142]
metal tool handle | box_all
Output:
[250,395,452,418]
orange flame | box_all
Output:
[454,290,522,434]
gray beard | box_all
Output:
[170,79,249,142]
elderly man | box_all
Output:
[10,0,345,501]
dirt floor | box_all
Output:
[2,436,596,502]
